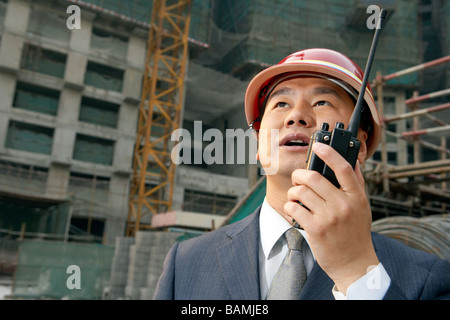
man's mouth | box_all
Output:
[280,133,310,150]
[284,139,309,147]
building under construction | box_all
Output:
[0,0,448,299]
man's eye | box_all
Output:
[314,100,332,107]
[275,102,289,108]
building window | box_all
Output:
[27,9,71,44]
[21,44,66,78]
[13,82,60,116]
[69,172,110,191]
[5,121,54,155]
[90,27,128,60]
[73,134,115,166]
[183,189,237,216]
[0,160,48,179]
[79,97,120,128]
[84,61,124,92]
[69,217,105,244]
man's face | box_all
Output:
[257,76,366,178]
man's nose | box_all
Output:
[284,104,315,128]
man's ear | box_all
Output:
[357,130,368,164]
[252,129,259,161]
[256,132,260,161]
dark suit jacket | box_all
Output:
[153,206,450,300]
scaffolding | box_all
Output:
[365,55,450,217]
[197,0,421,81]
[68,0,210,47]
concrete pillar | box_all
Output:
[117,101,139,136]
[0,114,10,152]
[46,162,70,198]
[104,173,130,245]
[171,185,184,211]
[46,125,75,200]
[126,31,147,69]
[64,53,87,90]
[50,128,76,165]
[122,68,142,102]
[47,11,95,199]
[0,0,27,70]
[3,0,31,35]
[123,33,146,103]
[0,34,24,72]
[68,9,93,54]
[47,84,81,198]
[104,31,147,244]
[0,73,17,150]
[0,0,30,71]
[51,88,79,164]
[57,87,81,123]
[63,8,93,89]
[113,100,138,173]
[112,137,134,173]
[0,2,24,152]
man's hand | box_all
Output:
[284,142,379,294]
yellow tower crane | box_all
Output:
[126,0,193,236]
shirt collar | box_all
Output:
[259,197,294,259]
[259,197,313,259]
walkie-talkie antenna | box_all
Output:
[348,8,387,138]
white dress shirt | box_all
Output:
[259,198,391,300]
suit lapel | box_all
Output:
[215,206,334,300]
[298,262,334,300]
[216,209,261,300]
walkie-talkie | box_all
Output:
[293,9,386,229]
[305,9,386,188]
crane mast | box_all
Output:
[126,0,192,236]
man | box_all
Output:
[153,48,450,300]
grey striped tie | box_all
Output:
[266,228,307,300]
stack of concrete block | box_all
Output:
[125,232,153,299]
[141,231,180,299]
[105,231,180,300]
[105,236,135,300]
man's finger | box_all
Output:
[291,168,336,201]
[311,142,361,193]
[284,200,313,230]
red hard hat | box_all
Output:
[244,48,380,159]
